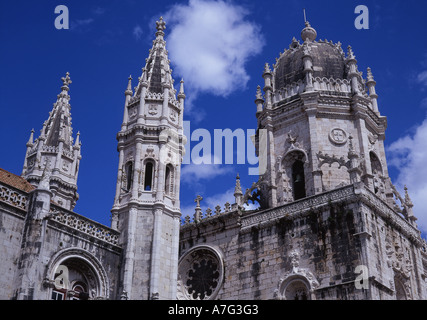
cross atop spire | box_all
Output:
[61,72,72,91]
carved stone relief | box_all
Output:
[329,128,348,145]
[148,104,158,116]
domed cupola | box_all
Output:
[273,21,348,92]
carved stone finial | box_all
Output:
[74,131,81,147]
[347,45,356,60]
[27,128,35,145]
[194,195,203,223]
[263,63,272,74]
[184,215,191,224]
[366,67,374,81]
[156,16,166,32]
[255,85,263,100]
[61,72,72,90]
[125,75,133,96]
[404,185,414,208]
[195,195,203,208]
[39,159,52,190]
[224,202,231,212]
[206,208,212,218]
[234,174,243,207]
[301,20,317,42]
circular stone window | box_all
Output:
[177,245,224,300]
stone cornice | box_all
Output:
[237,183,423,246]
[240,184,356,233]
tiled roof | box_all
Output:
[0,168,35,193]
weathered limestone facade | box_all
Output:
[179,182,427,300]
[0,17,426,300]
[177,22,427,300]
[0,169,120,300]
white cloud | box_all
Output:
[162,0,264,108]
[417,70,427,87]
[70,18,94,31]
[204,187,235,209]
[181,162,233,183]
[133,25,143,41]
[93,7,106,15]
[387,117,427,233]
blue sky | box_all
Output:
[1,0,427,234]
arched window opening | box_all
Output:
[292,160,306,200]
[165,164,174,195]
[144,161,154,191]
[125,162,133,192]
[283,279,310,300]
[50,260,92,300]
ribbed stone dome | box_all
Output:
[274,23,347,90]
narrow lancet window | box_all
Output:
[144,162,154,191]
[292,160,306,200]
[125,162,133,191]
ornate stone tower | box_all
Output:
[254,21,410,218]
[111,17,186,300]
[21,72,81,211]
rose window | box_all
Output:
[177,246,224,300]
[187,258,220,299]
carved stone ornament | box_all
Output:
[145,146,155,158]
[329,128,348,145]
[148,104,158,115]
[128,105,137,119]
[169,109,177,122]
[368,132,378,145]
[273,250,319,300]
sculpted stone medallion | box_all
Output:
[329,128,348,145]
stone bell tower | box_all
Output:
[21,72,82,211]
[254,21,400,212]
[111,17,186,300]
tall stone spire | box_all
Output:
[134,16,175,98]
[112,17,185,300]
[22,72,81,211]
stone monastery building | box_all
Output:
[1,17,427,300]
